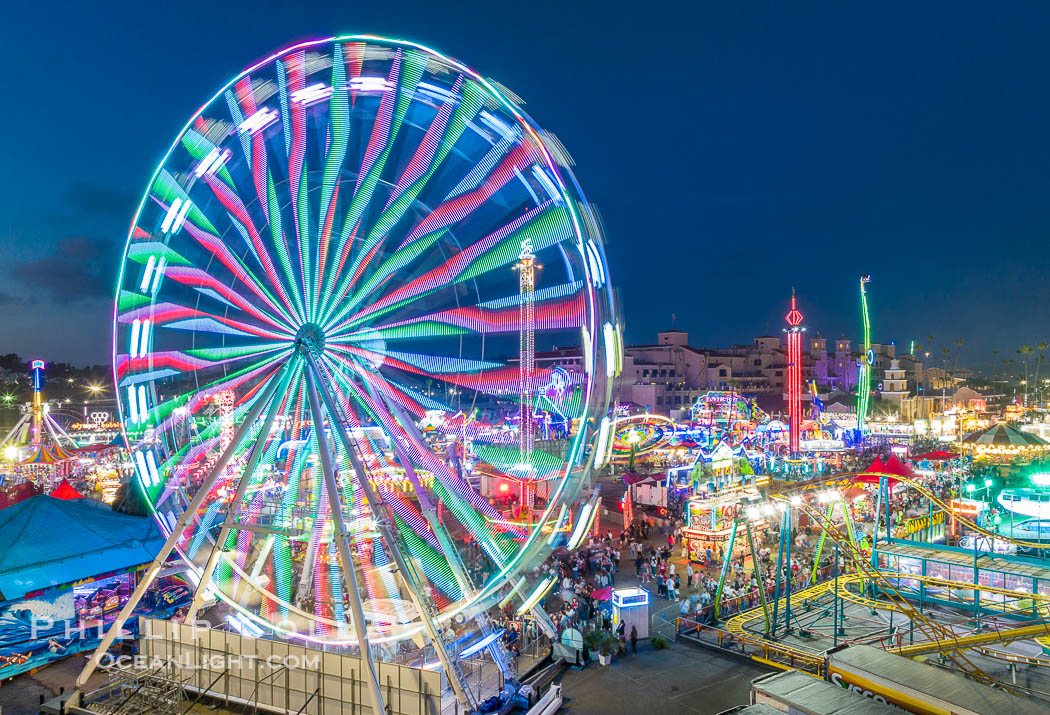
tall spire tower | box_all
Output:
[515,237,538,516]
[784,291,804,455]
[857,275,872,435]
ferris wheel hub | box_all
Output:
[294,322,326,355]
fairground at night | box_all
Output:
[1,3,1050,714]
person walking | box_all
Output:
[630,625,638,655]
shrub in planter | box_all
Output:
[583,630,605,652]
[651,635,668,650]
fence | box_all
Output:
[685,564,848,622]
[77,617,447,715]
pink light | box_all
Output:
[785,291,804,455]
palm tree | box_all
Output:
[1019,345,1034,410]
[941,347,952,404]
[1035,342,1048,406]
[952,339,964,388]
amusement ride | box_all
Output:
[34,34,1050,715]
[72,35,618,714]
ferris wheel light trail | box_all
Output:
[305,350,474,709]
[99,36,617,711]
[183,361,295,623]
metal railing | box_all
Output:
[670,615,825,676]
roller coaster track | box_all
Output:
[721,486,1050,693]
[822,471,1050,551]
[824,571,1050,656]
[698,470,1050,695]
[725,581,833,636]
[767,495,1006,689]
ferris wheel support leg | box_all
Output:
[184,364,294,623]
[69,364,289,705]
[305,354,477,712]
[304,366,387,715]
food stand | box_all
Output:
[682,492,764,565]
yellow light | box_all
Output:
[3,446,17,461]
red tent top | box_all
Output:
[882,454,914,479]
[853,454,913,485]
[911,450,955,461]
[49,478,83,500]
[72,444,113,454]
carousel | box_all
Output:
[960,422,1050,463]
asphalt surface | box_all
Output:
[552,500,776,714]
[557,639,770,714]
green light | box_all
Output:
[966,483,976,493]
[985,478,993,487]
[857,275,872,433]
[1031,473,1050,487]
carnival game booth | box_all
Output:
[0,495,188,680]
[682,491,764,565]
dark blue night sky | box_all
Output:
[2,1,1048,367]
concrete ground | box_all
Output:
[0,656,104,715]
[556,639,770,714]
[551,502,775,714]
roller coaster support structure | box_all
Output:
[745,519,771,635]
[771,507,793,637]
[714,520,739,622]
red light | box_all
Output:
[785,291,804,455]
[499,483,509,493]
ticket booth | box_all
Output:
[611,587,649,639]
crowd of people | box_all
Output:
[506,450,1008,656]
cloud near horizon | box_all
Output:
[12,235,121,302]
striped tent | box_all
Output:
[48,443,75,460]
[19,445,61,465]
[960,423,1047,447]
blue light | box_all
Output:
[458,629,505,659]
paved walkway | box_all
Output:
[557,640,771,714]
[0,656,106,715]
[553,508,775,713]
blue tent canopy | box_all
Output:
[0,495,164,601]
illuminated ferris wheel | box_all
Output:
[104,35,616,708]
